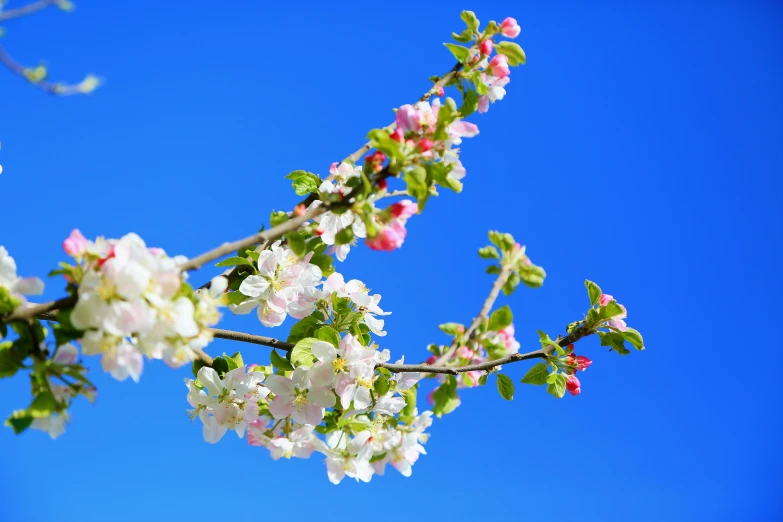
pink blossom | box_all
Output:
[435,85,444,97]
[479,39,494,56]
[365,220,407,252]
[293,204,306,217]
[396,104,421,133]
[52,343,78,365]
[457,346,474,359]
[389,199,418,220]
[426,355,438,365]
[449,120,480,138]
[489,55,510,78]
[389,128,404,142]
[418,138,434,152]
[575,355,592,371]
[63,229,89,257]
[566,374,581,396]
[500,17,521,38]
[599,293,614,307]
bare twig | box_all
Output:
[0,45,94,96]
[0,0,56,22]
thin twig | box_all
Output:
[0,0,56,22]
[0,45,91,96]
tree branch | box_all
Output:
[0,0,56,22]
[0,44,94,96]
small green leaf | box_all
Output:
[620,328,645,350]
[459,89,479,117]
[521,362,549,385]
[486,265,502,275]
[284,169,309,180]
[452,29,473,43]
[547,373,567,398]
[401,386,417,420]
[374,373,390,396]
[216,256,254,268]
[270,349,294,371]
[286,232,307,258]
[291,338,319,368]
[444,43,471,63]
[600,301,625,320]
[478,373,488,386]
[495,41,527,66]
[432,377,460,418]
[211,356,229,377]
[5,412,34,434]
[460,10,479,33]
[598,331,630,355]
[488,230,515,252]
[585,280,602,306]
[270,211,289,227]
[335,227,354,246]
[314,326,341,348]
[496,373,515,400]
[488,305,513,331]
[29,392,57,418]
[438,323,464,336]
[478,246,500,259]
[191,358,209,378]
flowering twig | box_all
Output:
[0,0,57,22]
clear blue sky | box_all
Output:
[1,1,781,521]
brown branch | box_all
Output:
[211,329,294,352]
[0,0,56,22]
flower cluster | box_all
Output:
[0,245,44,312]
[231,240,323,327]
[61,230,224,382]
[185,331,431,484]
[366,200,419,252]
[313,163,368,262]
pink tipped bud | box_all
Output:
[365,151,386,173]
[489,54,510,78]
[418,138,434,152]
[314,227,324,237]
[377,178,388,191]
[599,293,614,307]
[456,325,465,334]
[63,229,89,257]
[479,39,494,56]
[365,220,407,251]
[389,199,418,220]
[293,204,306,217]
[329,162,339,176]
[575,355,592,371]
[426,355,438,365]
[389,128,404,142]
[435,85,445,97]
[566,375,581,396]
[500,17,521,38]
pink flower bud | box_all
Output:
[458,346,473,359]
[500,17,521,38]
[435,85,445,97]
[389,199,418,220]
[293,204,306,217]
[457,325,465,334]
[389,128,404,142]
[62,229,89,257]
[365,220,407,251]
[52,343,78,365]
[418,138,434,152]
[365,151,386,173]
[489,55,510,79]
[575,355,592,371]
[479,39,494,56]
[377,178,388,191]
[329,162,339,176]
[566,375,581,396]
[426,355,438,365]
[599,293,614,307]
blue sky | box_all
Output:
[1,1,781,521]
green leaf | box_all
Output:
[585,280,602,306]
[486,265,502,275]
[620,328,645,350]
[460,10,479,33]
[521,362,549,385]
[211,356,229,377]
[459,89,479,117]
[374,373,390,396]
[335,227,354,246]
[519,264,546,288]
[286,232,306,258]
[5,412,34,434]
[472,71,488,95]
[478,373,488,386]
[478,246,500,259]
[0,287,22,315]
[401,386,417,420]
[537,330,557,349]
[0,341,24,378]
[451,28,473,43]
[215,256,254,268]
[29,392,57,418]
[438,323,464,336]
[309,254,334,277]
[223,352,240,371]
[293,177,318,196]
[404,166,430,211]
[314,326,341,348]
[291,338,319,368]
[598,331,630,355]
[284,169,309,180]
[191,357,209,378]
[287,316,321,344]
[270,349,294,371]
[487,305,513,331]
[444,43,471,63]
[270,210,289,227]
[600,301,625,320]
[495,373,514,400]
[432,377,460,418]
[547,373,567,398]
[495,41,527,66]
[502,271,521,296]
[229,351,243,368]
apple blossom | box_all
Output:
[566,375,581,396]
[0,245,45,307]
[500,17,521,38]
[266,368,335,426]
[489,54,510,78]
[479,39,494,55]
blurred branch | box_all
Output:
[0,44,97,95]
[0,0,57,22]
